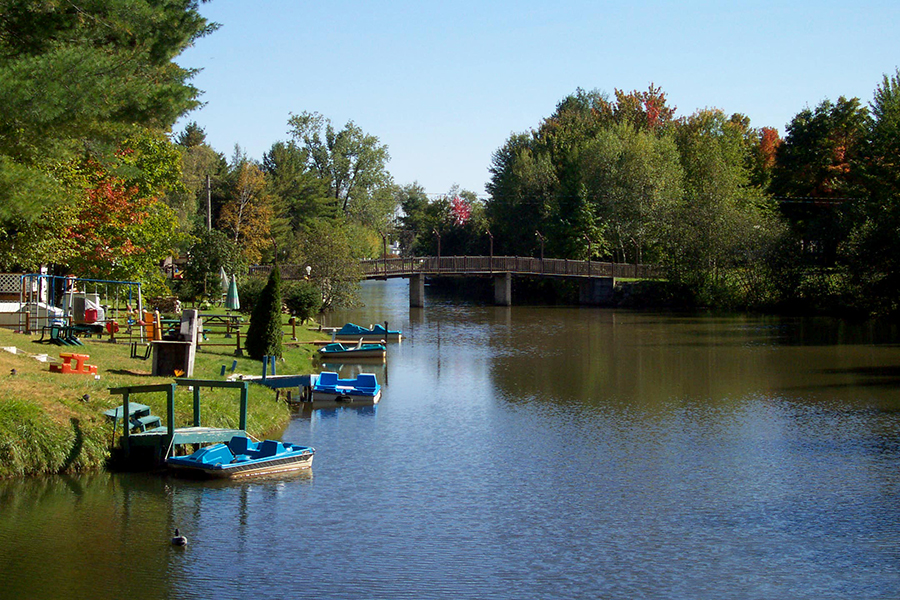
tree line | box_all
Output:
[407,80,900,317]
[1,2,897,317]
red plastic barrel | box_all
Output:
[84,308,98,323]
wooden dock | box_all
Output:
[108,379,251,467]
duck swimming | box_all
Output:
[171,528,187,546]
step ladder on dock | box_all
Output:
[103,402,162,433]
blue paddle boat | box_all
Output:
[166,435,315,478]
[312,372,382,404]
[318,341,386,360]
[333,322,402,342]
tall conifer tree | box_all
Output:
[245,265,283,360]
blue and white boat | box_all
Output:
[312,372,382,404]
[333,322,402,342]
[318,341,386,361]
[166,436,315,478]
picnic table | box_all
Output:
[200,313,243,339]
[39,323,105,346]
[201,314,243,327]
[103,402,161,432]
[49,352,97,375]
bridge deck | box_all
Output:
[253,256,662,280]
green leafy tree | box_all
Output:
[283,280,322,323]
[397,184,486,256]
[486,85,680,261]
[0,134,185,277]
[262,139,334,253]
[286,111,395,225]
[841,69,900,316]
[219,150,273,264]
[181,229,246,303]
[166,122,228,238]
[580,122,683,263]
[289,219,364,310]
[395,183,435,254]
[486,133,558,257]
[771,97,868,265]
[0,0,215,223]
[245,264,283,360]
[857,69,900,203]
[668,109,784,305]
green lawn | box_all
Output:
[0,317,324,478]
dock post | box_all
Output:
[239,381,248,431]
[192,385,201,427]
[123,391,131,457]
[166,384,175,446]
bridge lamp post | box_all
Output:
[433,229,441,271]
[380,232,387,276]
[584,234,592,278]
[535,231,545,273]
[486,229,493,274]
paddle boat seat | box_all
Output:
[355,374,378,394]
[228,435,252,455]
[316,371,339,393]
[257,439,281,458]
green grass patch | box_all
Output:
[0,316,324,478]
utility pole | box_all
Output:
[206,175,212,231]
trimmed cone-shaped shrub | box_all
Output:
[245,265,283,360]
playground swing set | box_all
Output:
[17,273,158,345]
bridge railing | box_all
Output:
[358,256,663,279]
[251,257,663,280]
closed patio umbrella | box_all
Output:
[219,266,229,292]
[225,276,240,311]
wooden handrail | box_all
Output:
[251,257,663,280]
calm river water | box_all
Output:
[3,279,900,599]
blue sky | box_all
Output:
[175,0,899,197]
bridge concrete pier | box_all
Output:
[409,274,425,307]
[579,277,615,305]
[494,273,512,306]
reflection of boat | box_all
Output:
[312,372,382,404]
[318,341,386,360]
[333,323,402,342]
[166,436,315,478]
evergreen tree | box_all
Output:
[245,265,283,360]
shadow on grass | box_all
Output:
[108,368,153,376]
[60,417,84,472]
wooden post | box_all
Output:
[235,330,243,356]
[239,382,248,431]
[193,385,201,427]
[123,391,131,456]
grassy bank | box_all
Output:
[0,320,324,478]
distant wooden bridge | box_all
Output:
[358,256,661,280]
[254,256,663,307]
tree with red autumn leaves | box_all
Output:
[64,172,178,281]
